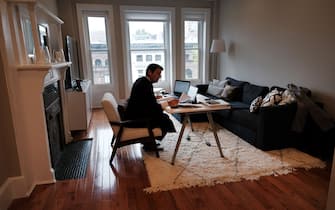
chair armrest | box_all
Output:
[110,118,154,128]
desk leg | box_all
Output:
[171,115,189,165]
[188,117,194,131]
[207,113,224,158]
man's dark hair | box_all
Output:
[146,63,163,76]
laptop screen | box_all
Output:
[173,80,190,97]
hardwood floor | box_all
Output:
[9,109,331,210]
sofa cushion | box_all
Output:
[225,77,249,101]
[220,84,241,101]
[225,77,248,87]
[232,109,259,131]
[242,83,269,105]
[228,101,250,109]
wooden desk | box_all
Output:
[165,102,230,165]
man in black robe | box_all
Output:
[125,63,175,150]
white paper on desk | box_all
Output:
[179,92,191,103]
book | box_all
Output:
[200,99,230,107]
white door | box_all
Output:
[77,4,118,107]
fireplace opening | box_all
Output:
[43,82,65,168]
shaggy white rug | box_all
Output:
[143,118,326,193]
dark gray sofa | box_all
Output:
[195,77,298,151]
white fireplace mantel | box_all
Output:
[15,62,70,194]
[0,0,75,207]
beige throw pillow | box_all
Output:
[220,84,238,100]
[206,79,229,97]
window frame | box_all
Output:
[181,8,211,84]
[120,6,176,93]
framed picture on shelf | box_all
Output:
[38,24,48,47]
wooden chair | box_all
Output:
[101,92,162,165]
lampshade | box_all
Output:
[210,39,225,53]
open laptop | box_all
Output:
[173,80,191,97]
[179,85,198,103]
[159,80,191,102]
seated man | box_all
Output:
[125,63,176,151]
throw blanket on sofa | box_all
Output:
[288,84,334,132]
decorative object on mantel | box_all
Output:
[143,117,326,193]
[42,46,51,64]
[53,49,66,63]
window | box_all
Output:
[155,54,161,61]
[136,55,143,62]
[86,16,110,84]
[95,59,102,67]
[146,55,152,62]
[137,69,144,77]
[182,9,210,82]
[121,7,174,87]
[186,68,193,78]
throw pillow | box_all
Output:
[249,96,263,113]
[207,85,224,97]
[220,84,239,101]
[212,79,228,88]
[206,79,229,97]
[279,89,296,105]
[261,88,282,107]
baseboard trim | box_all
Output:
[0,176,25,210]
[0,175,55,210]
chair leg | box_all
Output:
[155,147,160,158]
[152,138,160,158]
[110,138,119,165]
[110,146,118,165]
[111,136,116,146]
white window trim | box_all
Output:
[120,6,176,94]
[76,4,119,98]
[181,8,211,84]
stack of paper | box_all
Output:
[200,99,230,107]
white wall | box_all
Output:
[219,0,335,119]
[38,0,58,15]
